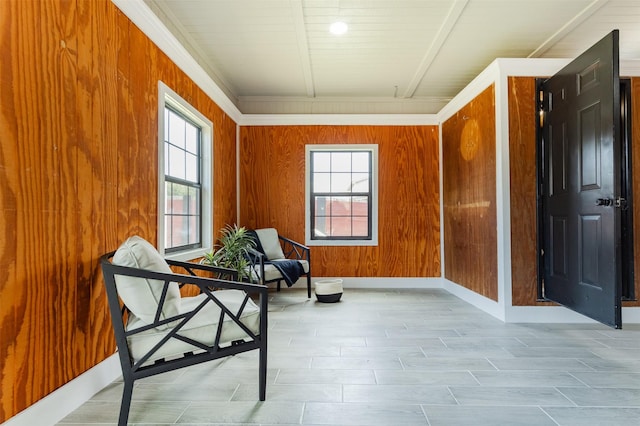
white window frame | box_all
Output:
[158,81,213,260]
[305,144,379,246]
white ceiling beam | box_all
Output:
[291,0,315,97]
[527,0,610,58]
[402,0,469,99]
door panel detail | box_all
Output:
[579,102,601,190]
[579,214,601,287]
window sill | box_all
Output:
[164,247,210,262]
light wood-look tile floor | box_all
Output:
[58,288,640,425]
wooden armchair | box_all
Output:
[100,236,268,426]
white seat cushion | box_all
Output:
[255,228,285,260]
[126,289,261,363]
[112,236,180,328]
[250,259,309,282]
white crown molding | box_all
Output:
[240,113,439,126]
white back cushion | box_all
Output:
[255,228,285,260]
[112,236,180,327]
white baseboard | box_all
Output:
[1,354,121,426]
[321,277,444,289]
[441,279,505,321]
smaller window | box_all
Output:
[305,145,378,246]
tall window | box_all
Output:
[158,82,212,259]
[164,106,201,251]
[306,145,378,246]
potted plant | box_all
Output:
[202,224,256,282]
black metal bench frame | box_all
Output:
[100,252,268,426]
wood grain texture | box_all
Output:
[442,85,498,301]
[239,125,441,278]
[0,0,238,421]
[508,77,550,306]
[628,77,640,307]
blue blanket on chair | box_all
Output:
[247,230,304,287]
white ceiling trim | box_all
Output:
[290,0,315,97]
[402,0,469,99]
[527,0,610,58]
[111,0,243,122]
[239,114,439,126]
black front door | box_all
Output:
[540,30,622,328]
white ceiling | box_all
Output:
[145,0,640,114]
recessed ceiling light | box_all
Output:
[329,21,348,35]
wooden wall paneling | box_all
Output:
[0,1,20,419]
[1,1,240,421]
[74,0,96,369]
[72,0,118,368]
[116,10,136,243]
[240,126,271,229]
[629,77,640,307]
[127,24,146,239]
[240,125,440,278]
[214,109,238,230]
[38,0,79,396]
[508,77,549,306]
[442,85,498,301]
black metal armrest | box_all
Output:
[278,235,310,260]
[246,247,267,285]
[166,258,238,281]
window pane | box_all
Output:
[352,195,369,217]
[185,122,198,154]
[189,215,200,245]
[329,196,351,216]
[313,172,331,192]
[352,215,369,236]
[164,109,169,141]
[313,152,331,172]
[185,153,198,183]
[331,216,352,236]
[165,216,172,247]
[188,186,198,214]
[168,145,185,180]
[351,173,370,192]
[164,143,170,181]
[169,182,189,214]
[352,152,370,172]
[172,216,188,247]
[168,110,185,149]
[331,152,351,172]
[331,173,352,192]
[165,182,173,214]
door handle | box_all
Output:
[596,198,613,206]
[596,197,627,209]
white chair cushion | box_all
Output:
[126,289,261,363]
[112,236,180,328]
[255,228,285,260]
[249,259,309,282]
